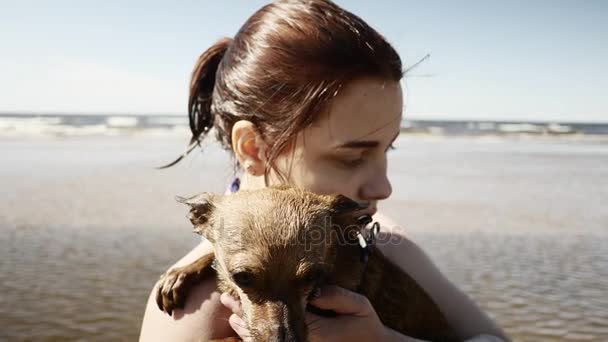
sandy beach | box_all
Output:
[1,134,607,341]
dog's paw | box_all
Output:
[154,267,195,315]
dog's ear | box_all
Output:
[329,194,368,216]
[176,192,217,237]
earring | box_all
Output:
[245,161,257,176]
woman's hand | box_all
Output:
[220,285,419,341]
[305,285,392,341]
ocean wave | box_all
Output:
[498,123,544,134]
[0,116,62,130]
[547,123,574,134]
[106,116,139,128]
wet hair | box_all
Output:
[161,0,403,185]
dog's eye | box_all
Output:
[232,271,255,287]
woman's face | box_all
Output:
[271,77,403,215]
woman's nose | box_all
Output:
[359,170,392,201]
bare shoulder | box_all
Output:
[139,240,236,342]
[372,211,509,341]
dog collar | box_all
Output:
[356,216,380,292]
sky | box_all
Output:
[1,0,606,122]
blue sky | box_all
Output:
[1,0,606,122]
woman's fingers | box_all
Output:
[307,285,372,316]
[221,293,251,338]
[220,292,243,316]
[228,313,249,337]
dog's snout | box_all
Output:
[259,301,306,342]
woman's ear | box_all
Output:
[231,120,267,176]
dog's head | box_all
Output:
[177,185,367,341]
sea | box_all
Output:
[1,113,607,341]
[1,113,608,137]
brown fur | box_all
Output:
[155,185,459,341]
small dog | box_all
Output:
[155,185,458,341]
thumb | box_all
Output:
[308,285,372,316]
[220,292,243,316]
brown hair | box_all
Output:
[161,0,403,185]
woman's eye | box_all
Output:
[385,143,397,153]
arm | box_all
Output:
[373,212,510,341]
[139,241,236,342]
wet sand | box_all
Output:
[1,134,607,341]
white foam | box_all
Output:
[547,123,573,134]
[0,116,62,130]
[106,116,138,127]
[498,123,543,134]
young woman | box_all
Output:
[139,0,508,341]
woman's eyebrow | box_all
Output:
[335,131,400,150]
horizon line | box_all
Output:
[0,111,607,125]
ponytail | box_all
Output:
[158,37,232,169]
